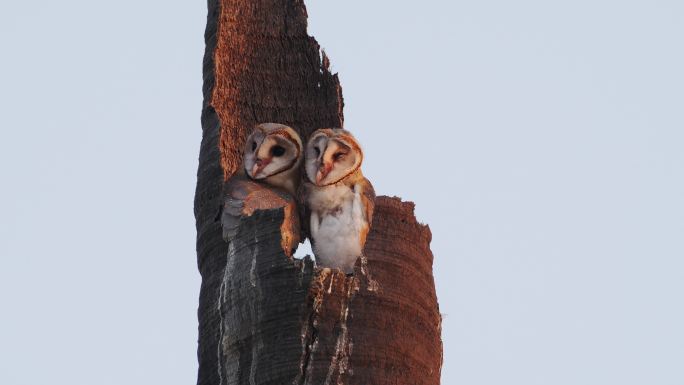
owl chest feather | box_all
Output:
[307,184,353,215]
[307,183,366,271]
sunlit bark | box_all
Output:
[194,1,442,384]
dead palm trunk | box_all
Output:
[194,1,442,384]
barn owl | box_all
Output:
[241,123,303,196]
[222,123,303,248]
[300,128,375,273]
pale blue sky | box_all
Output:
[1,1,683,384]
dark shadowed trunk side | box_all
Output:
[194,1,442,384]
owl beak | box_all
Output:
[316,162,332,184]
[252,158,271,177]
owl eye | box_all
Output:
[251,141,257,152]
[333,152,346,161]
[271,145,286,157]
[314,147,321,157]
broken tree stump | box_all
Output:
[194,1,442,384]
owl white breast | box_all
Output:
[307,184,366,271]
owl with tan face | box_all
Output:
[300,128,375,273]
[222,123,303,247]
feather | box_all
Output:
[300,128,375,273]
[356,177,376,249]
[221,171,250,242]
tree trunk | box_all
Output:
[194,1,442,384]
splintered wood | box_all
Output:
[295,197,442,384]
[195,1,442,384]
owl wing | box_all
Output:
[221,197,244,242]
[222,171,300,251]
[222,171,275,242]
[359,177,375,225]
[221,173,249,242]
[357,177,376,249]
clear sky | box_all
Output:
[1,1,683,384]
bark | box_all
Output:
[195,1,442,384]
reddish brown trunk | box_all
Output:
[195,1,442,384]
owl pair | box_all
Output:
[239,123,375,273]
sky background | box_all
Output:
[1,1,683,384]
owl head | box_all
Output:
[305,128,364,186]
[244,123,303,195]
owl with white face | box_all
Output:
[242,123,303,196]
[300,128,375,273]
[222,123,303,244]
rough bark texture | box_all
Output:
[195,1,442,384]
[211,0,343,180]
[294,197,441,384]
